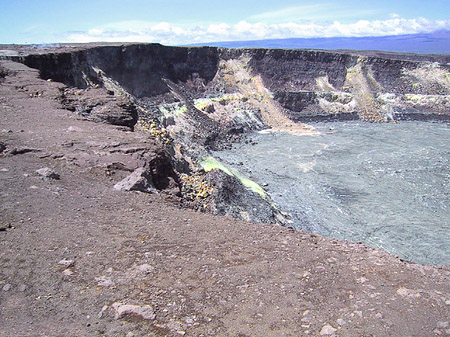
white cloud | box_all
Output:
[249,4,380,23]
[64,17,450,45]
[249,4,330,21]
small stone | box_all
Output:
[67,126,84,132]
[336,318,346,325]
[437,321,449,329]
[397,287,421,298]
[2,283,12,291]
[18,284,27,292]
[433,329,443,335]
[36,167,60,180]
[375,313,383,319]
[97,305,108,319]
[357,276,368,283]
[0,168,9,172]
[62,269,74,276]
[353,310,363,318]
[112,302,155,320]
[95,276,115,287]
[138,264,154,274]
[58,258,74,267]
[320,324,337,335]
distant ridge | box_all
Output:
[188,30,450,55]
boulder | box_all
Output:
[113,167,157,193]
[205,169,289,225]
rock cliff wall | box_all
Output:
[7,44,450,225]
[17,45,450,125]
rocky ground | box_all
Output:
[1,59,449,337]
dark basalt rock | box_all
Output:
[274,91,318,112]
[114,150,181,196]
[205,169,288,225]
[0,66,8,80]
[21,44,220,98]
[147,151,181,196]
[61,87,138,128]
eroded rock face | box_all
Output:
[205,169,289,225]
[114,151,181,196]
[18,44,450,127]
[61,87,138,128]
[9,44,450,225]
[21,44,220,98]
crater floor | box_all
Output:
[213,121,450,267]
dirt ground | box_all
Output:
[0,60,449,337]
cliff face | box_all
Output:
[22,44,220,97]
[235,48,450,122]
[18,44,450,126]
[8,44,450,224]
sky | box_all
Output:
[1,0,450,45]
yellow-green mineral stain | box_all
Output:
[199,156,266,199]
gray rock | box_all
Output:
[57,258,74,267]
[205,169,290,226]
[0,223,12,231]
[98,305,108,319]
[9,147,39,155]
[437,321,449,328]
[90,99,138,128]
[36,167,60,180]
[113,167,157,193]
[95,276,115,287]
[320,324,337,335]
[62,269,74,276]
[0,142,5,153]
[2,283,12,291]
[112,302,155,320]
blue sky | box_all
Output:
[1,0,450,44]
